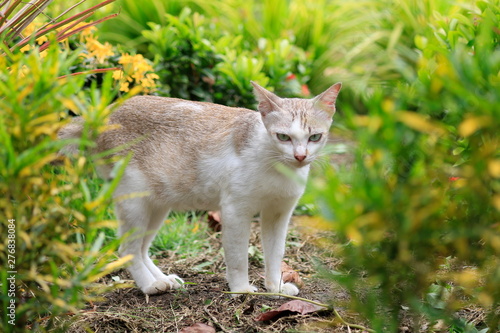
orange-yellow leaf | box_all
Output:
[397,111,445,135]
[488,160,500,178]
[458,116,491,137]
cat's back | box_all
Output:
[101,95,260,152]
[111,95,255,130]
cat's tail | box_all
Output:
[57,117,84,156]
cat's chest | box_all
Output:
[226,162,308,201]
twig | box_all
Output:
[223,291,330,308]
[223,291,375,333]
[56,67,121,79]
[203,306,232,333]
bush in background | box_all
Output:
[99,0,472,106]
[101,2,313,107]
[314,1,499,331]
[142,8,309,108]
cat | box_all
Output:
[58,81,341,296]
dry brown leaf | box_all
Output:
[207,211,222,232]
[256,300,324,321]
[281,262,303,287]
[179,323,216,333]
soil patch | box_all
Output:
[63,220,359,333]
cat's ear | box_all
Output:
[313,82,342,117]
[251,81,282,116]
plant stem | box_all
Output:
[224,291,330,308]
[223,291,375,333]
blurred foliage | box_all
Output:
[0,0,118,53]
[312,1,500,331]
[0,1,140,330]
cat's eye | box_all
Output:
[309,133,322,142]
[276,133,291,142]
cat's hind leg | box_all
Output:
[116,196,182,295]
[141,206,184,290]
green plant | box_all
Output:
[0,0,118,53]
[141,7,310,107]
[313,1,500,331]
[141,8,226,102]
[0,44,133,333]
[150,212,211,258]
[98,0,194,54]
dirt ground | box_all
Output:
[61,217,365,333]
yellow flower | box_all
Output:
[23,22,37,36]
[78,24,97,43]
[36,35,48,45]
[112,70,123,80]
[20,45,32,53]
[19,22,48,52]
[84,38,114,64]
[141,73,160,88]
[115,53,159,93]
[56,22,96,43]
[119,81,130,92]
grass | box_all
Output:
[150,211,211,257]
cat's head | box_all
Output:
[251,81,341,168]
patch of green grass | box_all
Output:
[150,212,211,257]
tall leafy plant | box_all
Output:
[0,0,118,53]
[314,1,500,331]
[0,1,134,332]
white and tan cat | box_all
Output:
[59,81,341,296]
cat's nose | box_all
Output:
[294,154,306,162]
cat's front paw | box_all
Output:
[158,274,184,289]
[142,275,184,295]
[142,280,171,295]
[266,282,299,296]
[280,282,299,296]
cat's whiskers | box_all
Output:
[312,155,331,169]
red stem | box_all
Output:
[37,12,118,52]
[57,66,121,79]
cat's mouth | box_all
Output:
[284,157,311,168]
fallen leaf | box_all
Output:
[256,309,283,321]
[207,211,222,232]
[281,262,303,287]
[256,300,325,321]
[180,323,216,333]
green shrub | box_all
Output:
[98,0,193,54]
[314,1,500,331]
[98,0,474,108]
[0,46,131,332]
[142,7,310,107]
